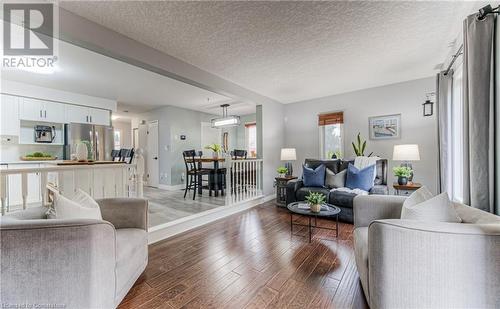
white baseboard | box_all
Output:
[156,184,185,191]
[147,194,276,244]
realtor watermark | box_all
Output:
[2,1,59,72]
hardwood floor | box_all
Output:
[119,201,368,309]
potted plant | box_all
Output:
[205,143,222,159]
[352,133,367,156]
[305,191,326,213]
[393,166,413,185]
[276,166,288,178]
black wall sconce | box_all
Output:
[422,93,435,117]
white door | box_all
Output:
[44,101,65,123]
[201,122,221,154]
[20,98,44,121]
[0,94,20,136]
[65,105,89,124]
[146,120,159,187]
[89,108,110,126]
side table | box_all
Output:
[275,176,297,206]
[393,183,422,196]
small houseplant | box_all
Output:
[352,132,367,156]
[276,166,288,178]
[305,191,326,213]
[393,166,413,185]
[205,143,222,159]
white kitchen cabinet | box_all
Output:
[65,104,90,124]
[20,98,65,123]
[44,101,65,123]
[89,108,110,126]
[65,105,110,126]
[0,94,20,136]
[20,98,44,121]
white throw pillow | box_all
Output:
[72,189,100,210]
[401,187,461,223]
[51,190,102,220]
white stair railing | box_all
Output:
[0,160,143,215]
[225,158,264,205]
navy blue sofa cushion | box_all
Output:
[302,164,325,187]
[345,163,375,191]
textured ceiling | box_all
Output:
[2,39,257,115]
[60,1,482,103]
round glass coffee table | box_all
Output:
[287,202,341,242]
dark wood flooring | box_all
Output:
[119,201,368,309]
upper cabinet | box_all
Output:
[12,96,111,126]
[65,105,110,126]
[88,108,110,126]
[0,94,20,136]
[20,98,65,123]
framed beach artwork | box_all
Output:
[368,114,401,140]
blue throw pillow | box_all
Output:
[346,163,375,191]
[302,164,326,187]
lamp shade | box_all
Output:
[280,148,297,161]
[393,144,420,161]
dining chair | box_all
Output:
[111,150,121,161]
[230,149,247,194]
[182,150,212,200]
[118,148,135,164]
[198,151,226,197]
[231,149,247,160]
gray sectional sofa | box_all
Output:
[0,198,148,309]
[286,158,388,223]
[353,195,500,308]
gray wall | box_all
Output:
[141,106,215,186]
[261,102,286,195]
[284,77,438,194]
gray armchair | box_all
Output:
[0,198,148,309]
[353,195,500,309]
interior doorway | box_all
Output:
[146,120,159,187]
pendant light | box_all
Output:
[211,104,241,128]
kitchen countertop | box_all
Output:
[0,160,63,165]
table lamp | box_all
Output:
[280,148,296,177]
[392,144,420,182]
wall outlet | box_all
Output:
[181,172,185,182]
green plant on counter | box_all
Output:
[276,166,288,174]
[352,133,367,156]
[204,143,222,153]
[25,152,52,158]
[393,166,413,177]
[305,191,326,205]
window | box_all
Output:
[114,130,121,150]
[245,123,257,158]
[319,112,344,159]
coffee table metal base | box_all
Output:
[290,213,339,243]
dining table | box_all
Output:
[186,157,226,196]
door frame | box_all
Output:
[146,120,160,188]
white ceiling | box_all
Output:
[60,1,486,104]
[1,38,256,116]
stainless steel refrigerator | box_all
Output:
[64,123,114,161]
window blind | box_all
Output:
[318,112,343,126]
